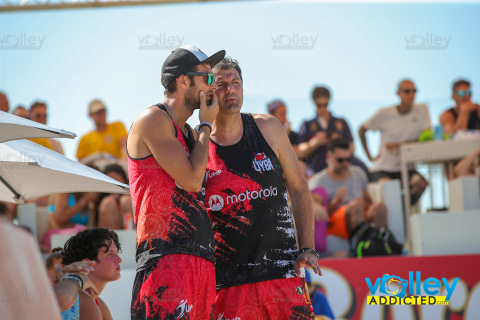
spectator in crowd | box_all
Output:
[305,270,335,320]
[29,101,65,154]
[311,186,329,254]
[97,164,132,230]
[267,99,300,155]
[0,202,16,222]
[309,138,387,240]
[0,91,9,112]
[76,99,128,163]
[61,228,122,320]
[41,192,99,251]
[358,79,430,205]
[440,79,480,135]
[45,248,98,319]
[13,105,29,118]
[46,247,65,285]
[298,86,368,177]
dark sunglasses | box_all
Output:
[456,89,472,97]
[402,89,417,94]
[335,157,351,163]
[316,103,328,108]
[185,72,215,86]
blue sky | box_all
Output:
[1,0,479,175]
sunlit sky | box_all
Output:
[1,0,479,172]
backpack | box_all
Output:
[349,222,403,258]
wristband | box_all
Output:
[198,121,212,133]
[298,248,320,259]
[62,274,84,291]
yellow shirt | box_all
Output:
[76,121,127,160]
[29,138,54,150]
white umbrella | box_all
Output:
[0,139,129,203]
[0,110,76,143]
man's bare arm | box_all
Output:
[255,114,321,276]
[359,125,373,161]
[128,92,217,192]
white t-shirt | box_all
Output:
[363,103,431,172]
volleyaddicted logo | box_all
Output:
[271,33,318,50]
[138,33,185,50]
[0,33,46,50]
[365,272,459,306]
[404,33,451,50]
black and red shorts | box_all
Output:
[214,277,314,320]
[131,254,216,320]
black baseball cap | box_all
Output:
[161,44,226,88]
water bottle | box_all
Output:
[434,125,444,140]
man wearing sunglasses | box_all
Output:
[128,45,225,319]
[440,79,480,135]
[359,79,430,205]
[308,138,387,241]
[206,57,319,319]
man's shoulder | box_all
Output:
[79,292,102,319]
[308,169,330,188]
[131,106,173,134]
[412,103,429,112]
[349,166,368,182]
[252,113,283,131]
[108,121,126,129]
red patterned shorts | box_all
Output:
[214,277,314,320]
[131,254,216,319]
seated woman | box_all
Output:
[41,192,99,251]
[97,164,133,230]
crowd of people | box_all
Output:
[0,93,132,253]
[1,47,478,319]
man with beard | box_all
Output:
[206,57,320,319]
[127,45,225,319]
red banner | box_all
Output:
[309,254,480,320]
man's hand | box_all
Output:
[294,251,322,276]
[460,102,477,114]
[309,132,328,148]
[335,186,348,203]
[198,91,219,124]
[385,142,400,153]
[313,202,328,222]
[56,263,99,298]
[62,261,96,276]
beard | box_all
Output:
[184,83,214,111]
[184,84,200,113]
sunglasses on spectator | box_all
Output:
[456,89,472,97]
[335,157,351,163]
[316,103,328,108]
[185,72,215,86]
[34,114,47,118]
[401,89,417,94]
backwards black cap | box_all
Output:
[161,44,226,88]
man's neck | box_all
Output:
[164,97,193,133]
[211,112,243,145]
[318,112,330,122]
[397,103,412,114]
[90,278,107,299]
[95,123,107,132]
[327,166,349,182]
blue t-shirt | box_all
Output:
[61,294,80,320]
[49,194,89,225]
[311,290,335,319]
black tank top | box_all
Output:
[448,107,480,130]
[205,113,297,289]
